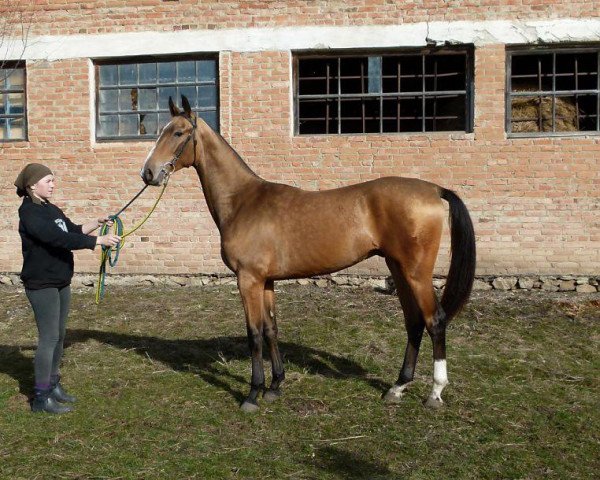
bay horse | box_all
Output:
[141,96,476,413]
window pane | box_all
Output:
[158,112,171,132]
[138,88,157,110]
[99,65,118,86]
[8,69,24,88]
[0,94,4,115]
[200,110,217,130]
[158,86,177,109]
[119,64,137,86]
[198,85,216,108]
[99,115,118,137]
[0,118,6,139]
[179,85,197,108]
[119,88,137,111]
[139,63,157,85]
[119,114,138,135]
[140,113,158,136]
[8,117,25,139]
[198,60,216,82]
[367,56,382,94]
[7,92,24,114]
[159,62,176,83]
[178,61,196,83]
[100,89,118,111]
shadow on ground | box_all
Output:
[0,344,36,396]
[64,329,389,403]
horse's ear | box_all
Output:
[181,95,193,117]
[168,96,180,117]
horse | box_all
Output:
[141,96,476,413]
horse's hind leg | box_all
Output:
[263,280,285,402]
[405,272,449,409]
[383,258,426,403]
[237,271,267,413]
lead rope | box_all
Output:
[95,180,169,304]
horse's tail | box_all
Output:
[439,188,476,322]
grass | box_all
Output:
[0,284,598,479]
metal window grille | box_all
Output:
[0,63,27,141]
[295,50,473,135]
[507,48,600,136]
[96,56,219,140]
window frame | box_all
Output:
[0,61,28,142]
[293,47,474,136]
[506,45,600,137]
[94,54,219,142]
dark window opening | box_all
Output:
[508,49,600,135]
[295,50,472,135]
[0,62,26,141]
[96,56,218,140]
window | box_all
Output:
[96,56,218,140]
[508,48,600,135]
[0,63,27,141]
[295,50,473,135]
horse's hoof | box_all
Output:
[240,400,260,413]
[424,396,444,409]
[263,389,282,403]
[382,390,403,404]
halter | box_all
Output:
[159,114,198,181]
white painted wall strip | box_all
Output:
[2,19,600,61]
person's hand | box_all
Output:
[97,217,114,228]
[96,234,121,247]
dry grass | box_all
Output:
[0,284,599,479]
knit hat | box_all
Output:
[14,163,53,197]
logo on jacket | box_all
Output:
[55,219,68,232]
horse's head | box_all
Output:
[141,95,198,186]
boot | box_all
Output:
[50,376,77,403]
[31,388,72,414]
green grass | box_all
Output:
[0,285,598,479]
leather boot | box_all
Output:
[31,388,72,414]
[50,376,77,403]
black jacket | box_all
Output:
[18,196,97,289]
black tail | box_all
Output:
[440,188,476,321]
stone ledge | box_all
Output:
[1,273,598,293]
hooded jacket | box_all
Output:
[18,196,97,289]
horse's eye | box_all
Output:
[174,131,184,137]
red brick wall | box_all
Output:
[4,1,599,35]
[1,2,599,277]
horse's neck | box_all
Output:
[194,124,262,229]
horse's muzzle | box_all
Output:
[141,167,164,186]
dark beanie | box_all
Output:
[14,163,53,197]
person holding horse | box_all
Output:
[14,163,121,414]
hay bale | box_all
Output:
[511,96,579,133]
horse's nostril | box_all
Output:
[143,169,153,183]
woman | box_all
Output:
[14,163,121,414]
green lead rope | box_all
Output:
[95,182,168,304]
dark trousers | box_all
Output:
[25,286,71,387]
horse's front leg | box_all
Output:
[263,280,285,402]
[237,272,266,413]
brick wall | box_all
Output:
[1,1,599,277]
